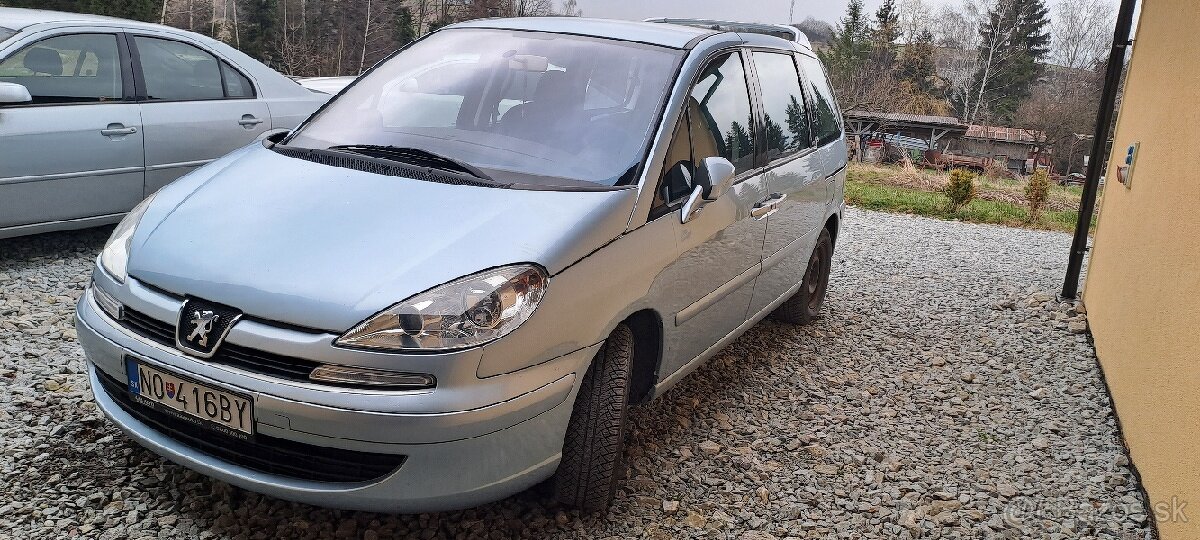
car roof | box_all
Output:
[0,7,174,32]
[447,17,716,49]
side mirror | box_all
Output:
[695,157,736,201]
[0,82,32,104]
[258,129,290,147]
[681,157,736,223]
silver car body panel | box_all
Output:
[294,76,356,95]
[124,144,639,332]
[0,8,327,239]
[75,17,847,512]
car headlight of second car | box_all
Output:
[335,264,548,351]
[99,192,158,283]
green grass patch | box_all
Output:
[845,179,1092,233]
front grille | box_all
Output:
[119,307,321,383]
[97,369,405,483]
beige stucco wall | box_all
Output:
[1083,0,1200,537]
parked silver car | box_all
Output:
[75,17,847,513]
[0,8,328,239]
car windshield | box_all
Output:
[0,26,15,44]
[284,28,683,188]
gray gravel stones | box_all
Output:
[0,209,1153,539]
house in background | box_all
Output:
[1083,0,1200,538]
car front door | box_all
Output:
[747,50,827,315]
[650,50,771,377]
[127,33,270,194]
[0,31,144,233]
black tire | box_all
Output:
[772,227,834,325]
[553,323,635,513]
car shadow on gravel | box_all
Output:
[0,227,112,270]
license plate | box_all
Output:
[125,357,254,439]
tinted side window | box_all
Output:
[134,36,223,101]
[689,52,755,173]
[797,54,842,146]
[221,61,254,98]
[650,109,694,219]
[0,33,122,104]
[752,51,812,160]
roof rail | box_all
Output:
[643,18,811,49]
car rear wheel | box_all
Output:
[771,227,833,325]
[553,323,634,512]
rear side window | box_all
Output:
[0,33,123,104]
[688,52,756,174]
[134,36,223,101]
[221,61,254,98]
[752,51,812,160]
[797,54,842,146]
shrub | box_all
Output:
[943,168,977,211]
[1025,169,1051,222]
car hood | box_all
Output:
[127,145,638,332]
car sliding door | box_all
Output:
[746,50,826,315]
[128,34,270,194]
[796,53,847,197]
[0,32,143,233]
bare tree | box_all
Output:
[559,0,580,16]
[1049,0,1113,75]
[896,0,933,43]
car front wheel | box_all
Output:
[553,323,634,512]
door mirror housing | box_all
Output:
[681,157,736,223]
[0,82,32,104]
[258,129,291,147]
[695,157,736,201]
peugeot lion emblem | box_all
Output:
[176,298,241,358]
[187,310,219,347]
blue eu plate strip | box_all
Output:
[125,357,141,394]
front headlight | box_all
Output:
[335,265,548,352]
[100,193,156,283]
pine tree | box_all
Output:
[240,0,279,62]
[871,0,899,69]
[393,6,417,47]
[898,29,938,95]
[82,0,158,22]
[818,0,872,78]
[968,0,1051,122]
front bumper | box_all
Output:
[77,283,596,512]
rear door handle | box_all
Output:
[239,115,264,127]
[751,193,787,220]
[100,125,137,136]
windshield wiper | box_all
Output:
[327,144,493,181]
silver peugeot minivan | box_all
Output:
[76,17,847,512]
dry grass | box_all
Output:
[849,162,1083,212]
[846,162,1095,233]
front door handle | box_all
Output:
[752,193,787,220]
[100,125,137,137]
[239,115,264,127]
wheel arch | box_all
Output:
[618,308,663,405]
[824,213,840,246]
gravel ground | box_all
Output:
[0,208,1153,539]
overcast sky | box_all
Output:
[571,0,1123,26]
